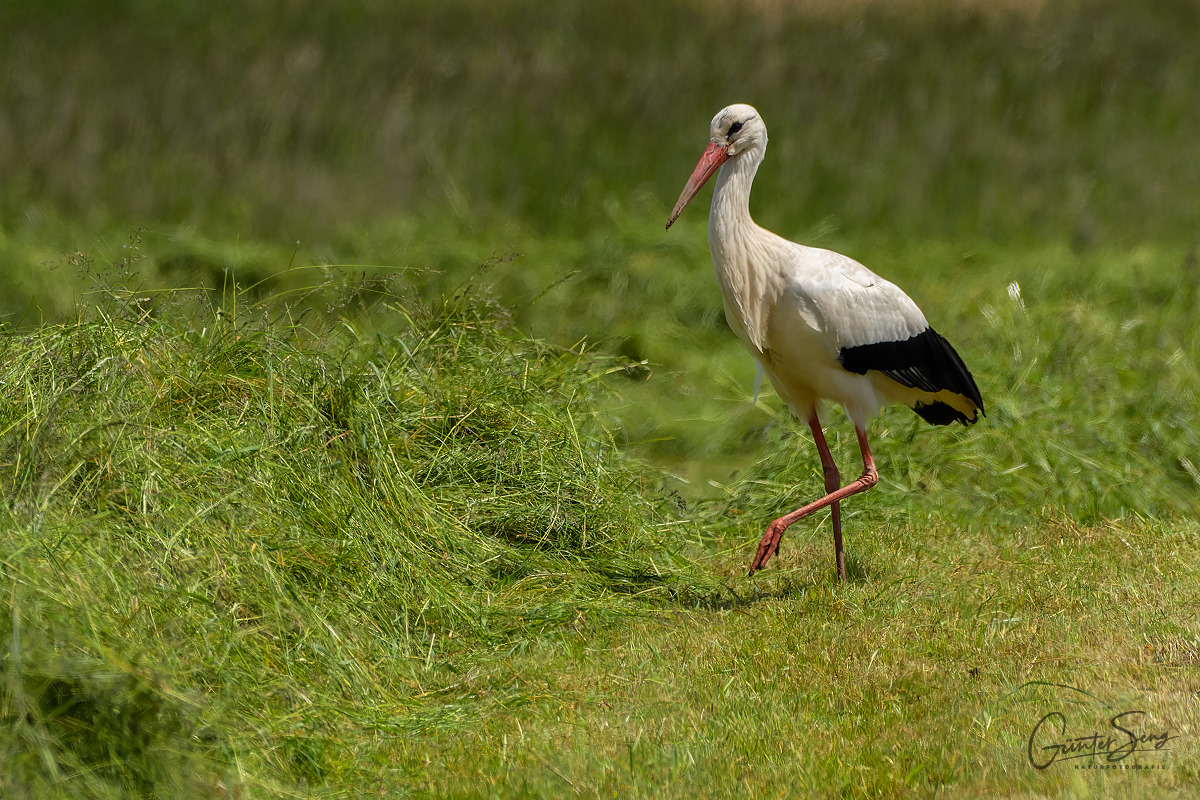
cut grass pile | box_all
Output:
[0,270,700,796]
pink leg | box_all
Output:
[812,419,845,581]
[749,419,878,582]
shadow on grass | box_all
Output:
[673,551,878,611]
[0,666,212,795]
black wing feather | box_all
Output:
[838,328,984,425]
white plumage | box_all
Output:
[667,103,983,581]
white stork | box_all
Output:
[666,103,984,582]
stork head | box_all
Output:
[666,103,767,230]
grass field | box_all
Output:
[3,0,1200,797]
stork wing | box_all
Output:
[785,247,983,413]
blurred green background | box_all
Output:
[5,0,1198,248]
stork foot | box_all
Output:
[748,519,789,575]
[746,471,877,579]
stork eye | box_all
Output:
[728,121,744,137]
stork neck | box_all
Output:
[704,145,772,354]
[708,148,762,245]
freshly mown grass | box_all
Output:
[0,268,705,796]
[401,513,1199,798]
[2,244,1198,797]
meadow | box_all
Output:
[2,0,1199,796]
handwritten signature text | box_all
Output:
[1028,710,1176,769]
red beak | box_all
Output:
[666,142,729,230]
